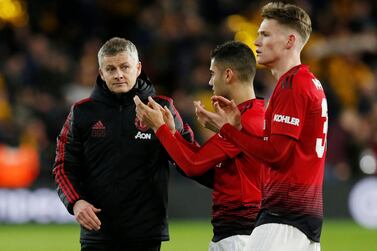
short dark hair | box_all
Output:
[210,41,256,83]
[261,2,312,44]
[98,37,139,67]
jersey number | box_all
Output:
[316,98,328,158]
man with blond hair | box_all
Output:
[195,2,327,250]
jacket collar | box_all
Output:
[90,71,156,106]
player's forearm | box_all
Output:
[220,123,294,166]
[174,130,201,152]
[156,125,226,176]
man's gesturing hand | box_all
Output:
[73,199,101,231]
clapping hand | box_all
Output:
[211,96,241,130]
[134,96,176,133]
[193,96,241,133]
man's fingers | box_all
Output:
[148,96,163,110]
[87,209,101,229]
[211,95,231,104]
[78,208,101,231]
[194,102,206,113]
[134,95,151,111]
[133,95,142,106]
[213,102,225,114]
[163,106,173,119]
[212,96,232,107]
[92,206,101,213]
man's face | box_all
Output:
[99,52,141,94]
[254,19,288,67]
[209,59,228,96]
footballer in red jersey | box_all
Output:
[134,41,265,251]
[194,3,326,251]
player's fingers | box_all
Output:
[158,106,165,114]
[134,96,151,112]
[163,106,173,120]
[148,96,163,110]
[194,102,206,113]
[212,96,232,106]
[214,102,224,114]
[133,95,142,106]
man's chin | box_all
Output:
[112,87,132,94]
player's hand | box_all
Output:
[212,96,241,130]
[134,96,165,132]
[194,101,224,133]
[73,199,101,231]
[161,105,176,134]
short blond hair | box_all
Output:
[261,2,312,44]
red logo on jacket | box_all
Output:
[91,121,106,137]
[134,117,149,132]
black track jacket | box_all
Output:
[53,73,193,243]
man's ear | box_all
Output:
[287,34,296,49]
[137,62,142,77]
[224,68,234,83]
[99,68,105,81]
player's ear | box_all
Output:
[286,34,296,49]
[224,68,234,83]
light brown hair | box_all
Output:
[261,2,312,44]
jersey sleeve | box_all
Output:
[270,76,309,140]
[155,124,229,176]
[220,124,295,167]
[175,125,201,152]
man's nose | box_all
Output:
[114,69,124,79]
[254,38,261,47]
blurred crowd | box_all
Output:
[0,0,376,187]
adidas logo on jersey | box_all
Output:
[273,114,300,126]
[135,131,152,140]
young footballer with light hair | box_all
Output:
[195,2,327,250]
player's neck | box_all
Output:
[270,54,301,80]
[230,84,255,105]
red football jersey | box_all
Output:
[219,65,327,242]
[155,98,265,240]
[263,65,327,241]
